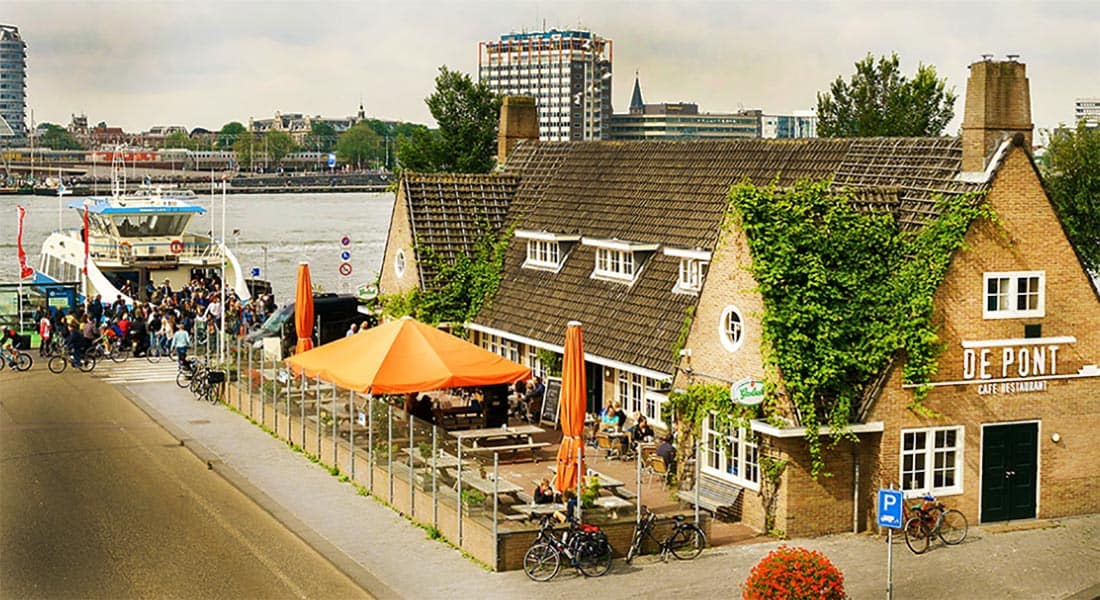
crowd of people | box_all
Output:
[31,276,277,369]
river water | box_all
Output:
[1,192,395,303]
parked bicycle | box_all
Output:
[903,494,968,554]
[625,505,706,563]
[47,348,96,374]
[523,515,613,581]
[1,346,33,372]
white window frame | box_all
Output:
[394,249,406,280]
[616,371,645,417]
[594,247,636,281]
[900,425,964,497]
[983,271,1045,319]
[718,305,745,352]
[676,258,708,293]
[702,413,760,490]
[480,333,520,363]
[524,239,561,270]
[643,390,668,428]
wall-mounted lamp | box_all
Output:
[605,368,613,379]
[1051,432,1062,443]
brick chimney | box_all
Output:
[961,58,1033,172]
[497,96,539,165]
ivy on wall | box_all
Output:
[727,179,991,476]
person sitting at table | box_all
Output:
[656,434,677,472]
[533,478,556,504]
[413,394,434,423]
[403,393,417,418]
[603,401,626,431]
[632,414,655,445]
[523,376,545,423]
[553,489,577,524]
[510,378,527,417]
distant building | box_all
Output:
[479,28,612,141]
[1075,98,1099,127]
[609,74,759,140]
[760,110,818,139]
[0,24,27,144]
[249,103,367,144]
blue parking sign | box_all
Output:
[877,488,905,528]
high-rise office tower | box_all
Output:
[0,24,27,144]
[479,29,612,141]
[1075,98,1099,127]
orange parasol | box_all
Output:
[284,316,530,394]
[294,262,314,354]
[555,321,586,493]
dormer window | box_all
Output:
[583,238,659,283]
[516,230,579,272]
[665,247,712,294]
[983,271,1044,319]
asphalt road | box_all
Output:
[0,367,368,599]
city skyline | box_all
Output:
[5,0,1098,136]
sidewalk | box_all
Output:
[120,379,1100,599]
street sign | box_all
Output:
[731,377,765,406]
[327,153,337,168]
[877,488,905,528]
[340,234,351,247]
[250,267,261,277]
[340,250,351,261]
[338,262,353,277]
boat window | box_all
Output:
[112,214,191,237]
[89,214,115,235]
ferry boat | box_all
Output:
[34,176,251,305]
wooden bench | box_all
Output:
[678,474,744,521]
[464,442,550,462]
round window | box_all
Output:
[718,305,744,352]
[395,249,406,279]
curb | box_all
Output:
[116,384,401,600]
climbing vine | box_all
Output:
[727,179,991,476]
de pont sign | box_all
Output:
[731,378,765,406]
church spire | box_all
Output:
[629,70,644,114]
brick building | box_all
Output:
[377,59,1099,536]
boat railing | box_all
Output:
[88,239,222,263]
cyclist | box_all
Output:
[2,326,22,366]
[65,322,88,367]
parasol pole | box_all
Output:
[219,178,226,365]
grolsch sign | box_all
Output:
[731,377,765,406]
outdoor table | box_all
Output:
[511,502,565,518]
[451,425,544,448]
[593,495,633,519]
[457,470,523,499]
[400,448,469,470]
[548,465,627,496]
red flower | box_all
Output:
[742,545,846,600]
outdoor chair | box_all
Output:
[595,432,618,461]
[645,455,669,485]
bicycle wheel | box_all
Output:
[146,345,163,363]
[938,509,968,545]
[208,382,223,405]
[79,354,96,373]
[575,540,612,577]
[625,528,643,564]
[15,353,33,371]
[176,369,191,388]
[523,542,561,582]
[109,347,128,363]
[48,355,67,374]
[669,525,707,560]
[904,517,930,554]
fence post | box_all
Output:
[332,382,338,464]
[368,395,375,491]
[315,376,321,456]
[349,390,355,480]
[695,438,701,527]
[259,349,265,424]
[300,371,306,445]
[432,426,438,528]
[409,416,415,515]
[387,404,394,504]
[457,442,464,547]
[235,336,241,411]
[247,345,253,416]
[576,445,583,522]
[636,444,642,524]
[492,452,499,571]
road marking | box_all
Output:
[93,360,181,384]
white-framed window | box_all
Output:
[394,249,406,279]
[900,426,963,496]
[594,247,635,281]
[480,333,520,363]
[617,371,645,416]
[524,239,561,270]
[718,305,745,352]
[702,413,759,490]
[643,391,668,427]
[983,271,1045,319]
[525,345,546,380]
[676,258,708,293]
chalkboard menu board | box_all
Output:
[539,377,562,427]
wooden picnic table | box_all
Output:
[399,448,469,471]
[548,465,629,497]
[511,502,565,518]
[451,425,544,448]
[457,470,523,498]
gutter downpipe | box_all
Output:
[853,446,860,533]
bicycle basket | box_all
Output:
[207,370,226,384]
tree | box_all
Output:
[233,133,259,171]
[396,66,501,173]
[304,121,337,154]
[1042,122,1100,273]
[38,123,82,150]
[217,121,247,149]
[163,130,194,149]
[816,53,956,137]
[336,122,382,170]
[264,130,297,169]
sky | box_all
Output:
[5,0,1098,136]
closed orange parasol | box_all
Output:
[294,262,314,354]
[284,316,530,394]
[555,321,586,493]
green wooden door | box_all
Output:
[981,422,1038,522]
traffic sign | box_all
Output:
[877,488,905,528]
[250,267,261,277]
[340,250,351,261]
[327,153,337,168]
[338,262,353,277]
[340,234,351,247]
